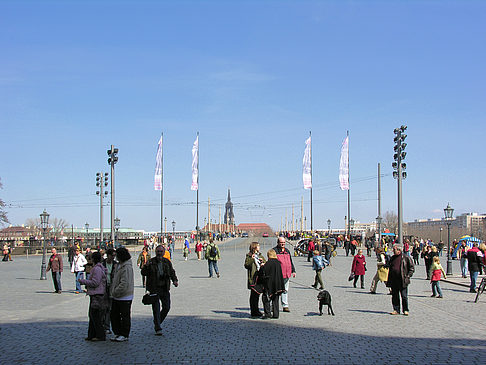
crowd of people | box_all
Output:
[5,230,485,340]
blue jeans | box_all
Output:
[470,271,479,291]
[75,272,84,292]
[52,271,62,292]
[208,260,219,277]
[460,258,468,277]
[280,278,290,308]
[432,281,443,297]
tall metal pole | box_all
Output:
[393,126,407,246]
[347,131,350,238]
[309,131,313,233]
[208,197,211,233]
[40,229,47,280]
[291,204,294,232]
[161,133,164,239]
[447,222,452,275]
[301,196,304,232]
[110,145,115,245]
[100,175,104,246]
[378,162,382,242]
[196,132,199,242]
[397,151,403,246]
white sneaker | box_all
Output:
[114,336,128,342]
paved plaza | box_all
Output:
[0,238,485,364]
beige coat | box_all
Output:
[110,259,134,299]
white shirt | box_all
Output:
[71,254,87,273]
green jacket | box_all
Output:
[244,252,266,289]
[205,243,221,261]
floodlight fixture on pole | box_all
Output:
[393,125,408,245]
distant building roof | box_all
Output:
[237,223,272,232]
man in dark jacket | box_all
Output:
[386,244,415,316]
[141,245,178,336]
[467,243,483,293]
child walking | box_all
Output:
[429,256,447,298]
[311,250,329,290]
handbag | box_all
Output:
[142,293,159,305]
[348,273,355,281]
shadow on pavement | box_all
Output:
[212,310,248,318]
[348,309,389,315]
[1,316,485,364]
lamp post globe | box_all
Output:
[39,210,50,280]
[444,203,454,275]
[327,219,331,235]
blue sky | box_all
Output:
[1,0,485,232]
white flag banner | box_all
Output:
[303,136,312,189]
[339,136,349,190]
[154,136,163,191]
[191,135,199,191]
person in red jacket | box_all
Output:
[307,240,315,262]
[273,237,295,312]
[351,249,366,289]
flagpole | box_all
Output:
[347,130,350,238]
[196,132,199,243]
[160,132,163,240]
[309,131,313,233]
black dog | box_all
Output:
[317,290,335,316]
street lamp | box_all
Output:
[444,203,454,275]
[349,218,355,235]
[439,227,443,243]
[39,210,50,280]
[164,217,167,236]
[172,220,176,237]
[85,222,89,247]
[114,217,120,247]
[327,219,331,236]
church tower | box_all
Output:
[224,188,235,226]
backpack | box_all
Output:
[209,245,218,258]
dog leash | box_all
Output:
[289,279,321,290]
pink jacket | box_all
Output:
[274,246,295,279]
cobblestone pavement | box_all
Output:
[1,238,485,364]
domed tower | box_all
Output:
[224,188,235,226]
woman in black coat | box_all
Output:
[259,249,285,319]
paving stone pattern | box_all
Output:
[0,238,485,364]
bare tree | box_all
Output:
[383,211,398,234]
[51,218,69,238]
[25,218,41,237]
[0,178,9,226]
[25,217,69,238]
